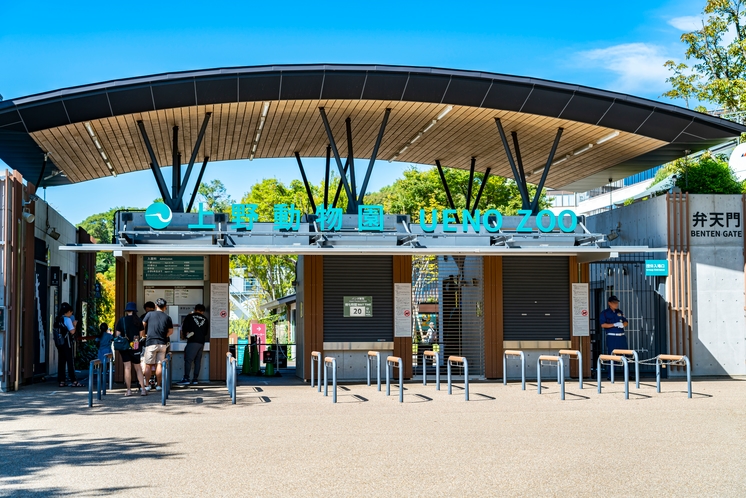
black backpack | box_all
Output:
[52,315,67,347]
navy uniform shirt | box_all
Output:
[600,307,627,334]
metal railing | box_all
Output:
[537,355,565,401]
[366,351,382,391]
[597,354,629,400]
[611,349,639,389]
[656,354,692,399]
[161,354,172,406]
[558,349,583,390]
[104,353,114,391]
[310,351,322,392]
[226,352,237,404]
[447,356,469,401]
[422,351,440,390]
[386,356,404,403]
[323,357,337,403]
[88,359,104,407]
[503,350,526,390]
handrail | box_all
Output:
[447,356,469,401]
[104,353,114,391]
[422,351,440,390]
[611,348,639,389]
[310,351,322,393]
[656,354,692,398]
[503,350,526,390]
[597,354,629,400]
[537,355,565,400]
[161,355,170,405]
[386,356,404,403]
[323,357,338,403]
[226,352,237,404]
[366,351,382,391]
[558,349,583,390]
[88,359,103,408]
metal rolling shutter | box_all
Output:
[323,256,393,342]
[502,256,570,341]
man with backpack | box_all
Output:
[141,298,173,391]
[54,302,83,387]
[177,304,210,386]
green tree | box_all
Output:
[197,179,232,213]
[79,206,140,275]
[663,0,746,111]
[651,152,742,193]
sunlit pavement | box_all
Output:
[1,375,745,496]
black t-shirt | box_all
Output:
[142,311,173,346]
[182,313,210,344]
[115,314,144,343]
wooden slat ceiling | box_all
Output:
[30,99,666,191]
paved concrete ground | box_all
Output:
[1,374,745,497]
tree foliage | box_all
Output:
[197,179,232,213]
[651,152,743,193]
[664,0,746,110]
[79,206,140,274]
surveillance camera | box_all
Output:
[28,193,40,202]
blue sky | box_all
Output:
[0,0,707,224]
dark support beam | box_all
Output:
[332,159,349,209]
[435,160,460,224]
[176,113,212,207]
[345,117,357,212]
[494,118,531,210]
[324,145,331,208]
[530,127,564,214]
[465,157,476,211]
[35,153,48,190]
[294,152,317,213]
[186,157,210,214]
[318,107,354,212]
[358,108,390,205]
[172,126,180,209]
[137,120,173,207]
[471,167,491,217]
[511,132,527,187]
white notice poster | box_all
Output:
[572,283,590,337]
[394,283,412,338]
[210,283,230,339]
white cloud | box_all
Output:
[578,43,671,94]
[669,16,702,31]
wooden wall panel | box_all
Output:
[393,256,413,379]
[21,182,36,384]
[569,258,591,378]
[483,256,504,379]
[302,256,324,380]
[209,255,230,381]
[114,256,139,384]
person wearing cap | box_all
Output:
[115,302,147,396]
[600,295,629,354]
[177,304,210,386]
[141,298,174,392]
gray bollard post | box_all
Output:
[503,351,526,390]
[537,360,542,395]
[97,362,102,401]
[161,358,168,406]
[88,361,95,407]
[366,351,381,391]
[386,359,391,396]
[323,357,337,403]
[685,356,692,399]
[108,354,114,391]
[558,357,565,401]
[397,358,403,403]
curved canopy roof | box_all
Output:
[1,64,744,191]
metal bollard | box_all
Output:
[447,356,469,401]
[323,357,337,403]
[161,358,168,406]
[656,355,692,399]
[423,351,440,390]
[558,350,583,390]
[597,355,629,399]
[386,356,403,403]
[612,349,639,389]
[88,360,101,408]
[311,352,322,392]
[366,351,381,391]
[536,355,564,401]
[503,350,526,390]
[106,353,114,391]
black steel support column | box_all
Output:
[358,108,390,206]
[345,117,357,212]
[319,107,354,213]
[186,157,210,213]
[494,118,531,210]
[435,160,460,224]
[511,132,527,187]
[35,153,48,190]
[332,159,349,209]
[137,120,173,208]
[529,127,563,214]
[172,126,180,211]
[471,167,491,216]
[465,156,476,211]
[176,113,212,208]
[294,152,317,213]
[324,145,331,208]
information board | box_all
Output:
[645,260,669,276]
[571,283,590,337]
[344,296,372,317]
[144,287,174,305]
[210,283,229,339]
[143,256,204,281]
[394,283,412,338]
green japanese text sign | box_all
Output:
[344,296,372,317]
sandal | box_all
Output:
[124,390,132,397]
[69,381,84,387]
[140,389,147,396]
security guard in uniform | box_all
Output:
[600,295,628,353]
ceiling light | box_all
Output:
[596,130,620,144]
[550,154,571,168]
[573,143,593,156]
[388,105,454,161]
[250,102,271,160]
[83,122,117,177]
[437,106,453,120]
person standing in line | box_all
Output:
[177,304,210,386]
[141,301,156,388]
[97,322,113,365]
[115,302,147,397]
[56,302,83,387]
[141,298,173,392]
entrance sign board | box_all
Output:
[143,256,204,280]
[210,283,230,338]
[394,283,412,338]
[645,260,669,276]
[571,283,590,337]
[344,296,372,317]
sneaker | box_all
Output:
[177,378,190,386]
[190,380,198,385]
[144,386,152,392]
[155,386,162,391]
